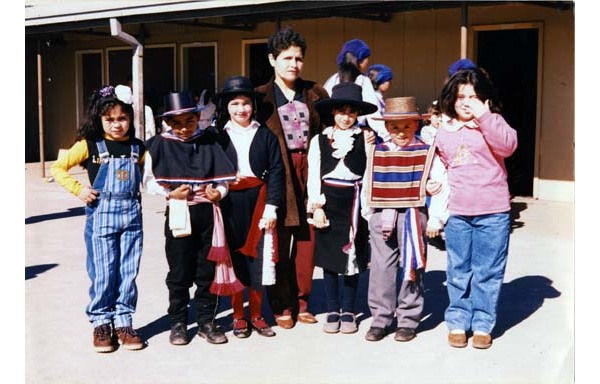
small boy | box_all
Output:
[143,92,239,346]
[361,96,447,342]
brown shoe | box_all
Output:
[472,333,492,349]
[251,317,276,337]
[274,315,294,329]
[394,327,416,342]
[448,332,468,348]
[93,324,116,353]
[297,312,318,324]
[115,326,145,350]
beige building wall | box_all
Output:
[35,2,574,201]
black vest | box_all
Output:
[318,131,366,177]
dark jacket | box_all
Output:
[255,77,329,227]
[217,124,285,208]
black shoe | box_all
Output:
[232,318,252,339]
[394,327,416,342]
[197,323,228,344]
[169,322,189,345]
[365,326,386,342]
[251,317,276,337]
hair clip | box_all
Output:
[99,85,115,98]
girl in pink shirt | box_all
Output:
[435,68,517,350]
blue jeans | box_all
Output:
[444,212,510,334]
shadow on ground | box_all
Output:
[495,275,561,337]
[510,200,527,231]
[136,270,559,342]
[25,263,59,280]
[25,207,85,225]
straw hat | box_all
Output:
[373,97,430,120]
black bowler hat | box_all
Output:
[159,92,200,117]
[219,76,255,97]
[315,82,378,117]
[217,76,256,112]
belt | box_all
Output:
[288,148,307,154]
[99,191,140,199]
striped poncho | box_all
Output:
[366,141,435,208]
[364,140,435,281]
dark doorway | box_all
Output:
[476,28,538,196]
[25,38,40,162]
[246,42,272,88]
[108,46,175,119]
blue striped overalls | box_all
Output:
[84,140,143,328]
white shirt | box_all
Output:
[224,120,260,177]
[224,119,277,219]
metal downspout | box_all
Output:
[109,18,145,140]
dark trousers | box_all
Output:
[267,151,316,317]
[267,224,315,316]
[323,269,359,314]
[164,203,217,326]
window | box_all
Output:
[75,50,104,125]
[181,42,218,109]
[242,39,272,88]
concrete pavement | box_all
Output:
[25,162,575,384]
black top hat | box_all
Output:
[315,82,378,118]
[159,92,199,117]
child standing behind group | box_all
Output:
[215,76,285,339]
[307,82,377,334]
[367,64,394,115]
[436,68,517,350]
[51,85,146,353]
[419,100,443,146]
[361,96,447,343]
[143,91,239,346]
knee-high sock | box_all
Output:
[231,291,245,319]
[249,288,262,319]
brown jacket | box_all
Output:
[255,77,329,227]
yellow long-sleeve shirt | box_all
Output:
[51,136,146,197]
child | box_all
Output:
[367,64,394,113]
[215,76,285,338]
[419,100,442,146]
[51,84,146,353]
[143,91,239,346]
[308,82,377,334]
[324,38,388,142]
[361,96,447,342]
[419,99,450,240]
[436,68,517,349]
[197,89,217,130]
[254,27,330,328]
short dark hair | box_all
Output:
[267,26,307,58]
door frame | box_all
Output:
[179,41,218,94]
[241,38,268,77]
[469,22,544,198]
[75,49,105,126]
